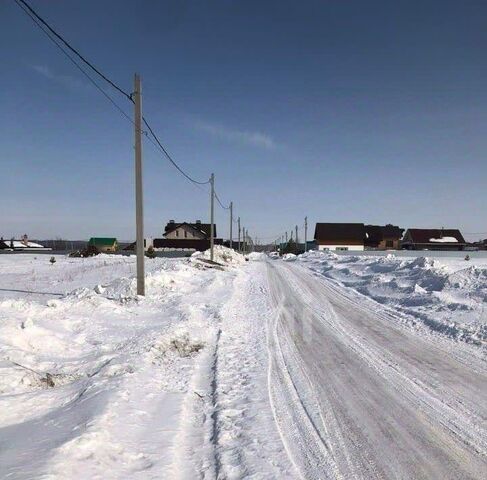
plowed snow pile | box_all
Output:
[299,251,487,347]
[191,245,245,265]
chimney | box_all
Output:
[169,220,175,224]
[196,220,201,224]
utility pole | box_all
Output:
[304,216,308,252]
[229,201,233,249]
[134,73,145,296]
[210,173,215,262]
[285,231,288,243]
[238,217,241,253]
[295,225,298,244]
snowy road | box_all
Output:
[266,259,487,480]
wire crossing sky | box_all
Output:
[1,0,486,241]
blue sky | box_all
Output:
[1,0,487,241]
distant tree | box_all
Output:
[145,246,156,259]
[282,239,297,255]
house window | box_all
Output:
[386,240,393,248]
[184,230,187,238]
[176,230,179,237]
[336,247,349,251]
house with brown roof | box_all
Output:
[314,223,366,251]
[365,224,404,250]
[150,220,223,251]
[163,220,215,240]
[401,228,467,251]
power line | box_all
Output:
[142,118,210,185]
[15,0,132,101]
[14,0,134,125]
[14,0,211,187]
[214,190,230,210]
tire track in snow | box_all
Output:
[266,260,487,479]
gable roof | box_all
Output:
[404,229,466,244]
[88,237,117,246]
[314,223,365,244]
[164,222,216,238]
[365,224,404,243]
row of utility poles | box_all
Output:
[274,217,309,254]
[133,74,251,295]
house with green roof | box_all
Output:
[88,237,118,253]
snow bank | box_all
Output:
[0,254,238,477]
[283,253,297,262]
[298,251,487,347]
[192,245,245,265]
[247,252,265,261]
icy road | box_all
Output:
[266,259,487,480]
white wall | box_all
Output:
[317,244,364,251]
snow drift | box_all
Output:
[298,251,487,347]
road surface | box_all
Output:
[265,259,487,480]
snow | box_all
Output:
[246,251,265,261]
[429,236,458,243]
[298,250,487,346]
[2,240,48,249]
[1,249,486,478]
[282,253,297,261]
[0,252,289,479]
[191,245,245,265]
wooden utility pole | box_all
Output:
[295,225,298,244]
[285,231,288,243]
[134,73,145,296]
[210,173,215,261]
[304,216,308,252]
[229,201,233,249]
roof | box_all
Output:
[404,229,466,244]
[88,237,118,246]
[314,223,365,244]
[365,224,404,243]
[153,238,223,249]
[164,222,216,238]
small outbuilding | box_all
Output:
[88,237,118,253]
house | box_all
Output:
[88,237,118,253]
[314,223,366,251]
[401,229,467,251]
[163,220,215,240]
[365,224,404,250]
[150,220,223,252]
[0,235,50,251]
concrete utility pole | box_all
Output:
[134,73,145,296]
[237,217,241,253]
[304,216,308,252]
[229,201,233,249]
[210,173,215,262]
